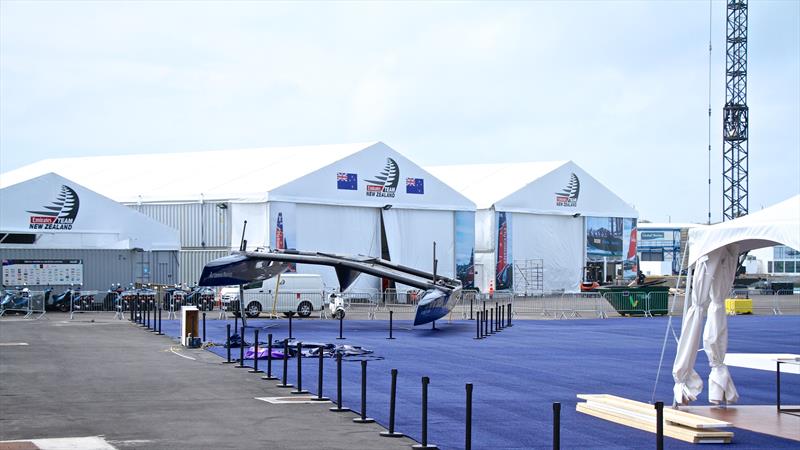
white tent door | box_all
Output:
[230,202,267,250]
[294,203,381,292]
[382,209,455,292]
[510,213,583,293]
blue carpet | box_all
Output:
[156,316,800,449]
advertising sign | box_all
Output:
[2,259,83,286]
[455,211,475,289]
[270,202,297,272]
[495,211,512,290]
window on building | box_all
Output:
[768,261,773,272]
[785,261,796,273]
[641,250,664,262]
[0,233,36,244]
[775,261,784,273]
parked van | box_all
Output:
[220,274,325,318]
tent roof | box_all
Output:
[426,160,637,218]
[426,161,567,209]
[687,195,800,265]
[0,173,180,250]
[0,142,377,203]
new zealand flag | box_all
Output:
[406,177,424,194]
[337,172,357,190]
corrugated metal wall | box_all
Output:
[179,249,230,284]
[0,249,178,291]
[129,203,231,248]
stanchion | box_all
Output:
[311,345,329,401]
[387,310,395,340]
[508,302,513,327]
[489,308,495,334]
[236,326,247,368]
[249,329,263,374]
[129,297,134,322]
[277,340,293,388]
[469,296,473,320]
[412,376,438,449]
[336,314,345,340]
[655,401,664,450]
[483,309,488,336]
[353,360,374,423]
[553,402,561,450]
[288,314,293,339]
[150,301,158,333]
[262,333,278,380]
[292,342,309,394]
[223,324,234,364]
[500,304,505,328]
[380,368,404,437]
[329,353,350,412]
[157,305,163,335]
[202,312,207,342]
[465,383,473,450]
[146,301,150,329]
[474,311,482,340]
[139,300,145,327]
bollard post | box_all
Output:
[465,383,473,450]
[469,296,473,320]
[474,311,482,339]
[380,368,404,437]
[336,314,345,340]
[311,345,329,401]
[501,304,505,328]
[234,315,238,333]
[387,310,395,340]
[236,326,247,368]
[292,342,309,394]
[655,401,664,450]
[483,308,488,336]
[150,301,158,333]
[276,340,294,388]
[353,360,375,423]
[288,314,293,339]
[412,376,438,449]
[249,329,263,374]
[223,324,234,364]
[146,301,150,329]
[262,333,278,380]
[202,312,207,342]
[329,353,350,412]
[553,402,561,450]
[130,297,134,321]
[508,302,513,327]
[490,308,494,334]
[157,304,163,335]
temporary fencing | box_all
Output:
[0,289,46,319]
[728,288,800,315]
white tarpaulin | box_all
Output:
[511,213,583,293]
[0,173,179,251]
[673,194,800,405]
[294,203,381,292]
[382,208,455,292]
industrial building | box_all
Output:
[427,161,639,294]
[1,143,475,292]
[0,173,180,290]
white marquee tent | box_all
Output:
[2,143,475,290]
[428,161,638,293]
[672,194,800,405]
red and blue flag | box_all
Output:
[337,172,357,190]
[405,177,424,194]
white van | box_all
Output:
[220,274,325,318]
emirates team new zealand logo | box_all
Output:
[555,173,579,207]
[28,185,80,230]
[365,157,399,198]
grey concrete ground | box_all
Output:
[0,316,416,450]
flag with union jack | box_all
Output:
[337,172,357,190]
[405,177,424,194]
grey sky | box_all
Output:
[1,0,798,223]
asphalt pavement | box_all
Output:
[0,314,417,450]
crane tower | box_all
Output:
[722,0,749,220]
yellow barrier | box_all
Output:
[725,298,753,315]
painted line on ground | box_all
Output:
[169,346,197,361]
[0,342,29,346]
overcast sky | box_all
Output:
[1,0,798,223]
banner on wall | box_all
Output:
[622,219,638,279]
[270,203,297,272]
[495,211,512,290]
[586,217,623,262]
[454,211,475,289]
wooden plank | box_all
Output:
[578,394,732,429]
[577,403,732,444]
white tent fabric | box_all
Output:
[382,208,455,292]
[0,173,180,251]
[673,194,800,405]
[511,213,583,293]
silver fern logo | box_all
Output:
[27,185,80,230]
[555,173,579,207]
[365,157,399,198]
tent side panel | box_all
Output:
[511,213,583,293]
[179,249,231,285]
[132,203,231,249]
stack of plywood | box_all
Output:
[576,394,734,444]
